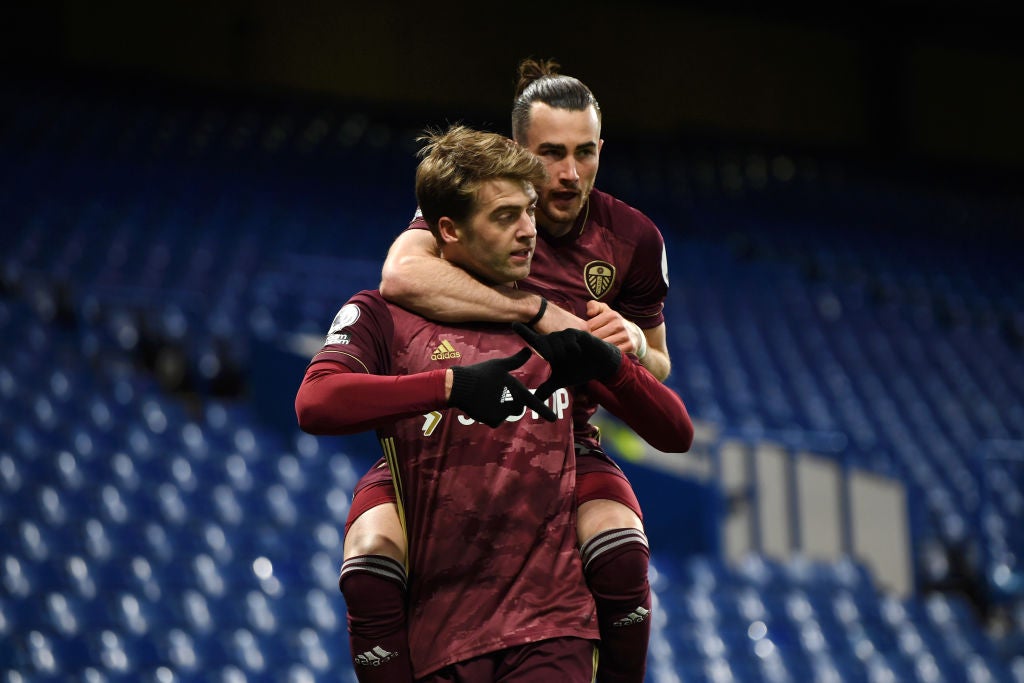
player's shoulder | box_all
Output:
[327,289,432,350]
[407,208,429,231]
[589,188,662,238]
[358,288,438,334]
[328,290,387,329]
[347,288,387,308]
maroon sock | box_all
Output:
[581,529,652,683]
[338,555,414,683]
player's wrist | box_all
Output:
[525,297,548,328]
[625,319,649,360]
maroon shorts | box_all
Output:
[574,445,643,520]
[344,458,394,536]
[420,637,597,683]
[345,446,643,536]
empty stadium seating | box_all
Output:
[1,73,1021,682]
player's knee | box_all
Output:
[577,498,642,546]
[344,504,407,563]
[344,530,405,563]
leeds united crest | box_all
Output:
[584,261,616,299]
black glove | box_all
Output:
[449,347,557,427]
[512,323,622,400]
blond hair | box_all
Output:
[415,125,547,236]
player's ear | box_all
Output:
[437,216,460,245]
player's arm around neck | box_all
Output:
[380,228,542,323]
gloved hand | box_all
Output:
[512,323,622,400]
[449,347,557,427]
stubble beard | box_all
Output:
[538,194,585,238]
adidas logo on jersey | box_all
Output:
[613,606,650,627]
[354,645,398,667]
[500,386,514,403]
[431,340,462,360]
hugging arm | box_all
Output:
[380,228,585,332]
[587,358,693,453]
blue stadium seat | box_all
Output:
[2,74,1022,683]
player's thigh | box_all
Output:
[576,465,644,546]
[343,487,406,563]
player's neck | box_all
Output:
[456,262,515,288]
[539,220,574,239]
[539,198,590,240]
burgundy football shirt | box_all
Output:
[408,186,670,454]
[309,290,598,677]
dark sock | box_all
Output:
[581,529,652,683]
[339,555,414,682]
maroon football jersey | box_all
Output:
[523,187,668,328]
[311,290,598,677]
[409,186,670,454]
[520,187,669,453]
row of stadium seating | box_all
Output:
[2,73,1022,681]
